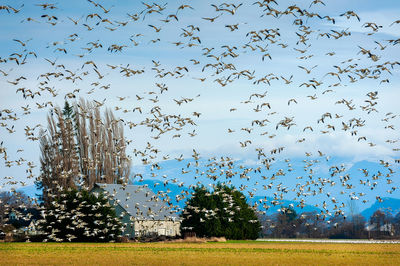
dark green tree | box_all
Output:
[62,101,74,120]
[37,189,122,242]
[181,184,261,240]
[394,212,400,237]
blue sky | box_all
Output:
[1,0,399,215]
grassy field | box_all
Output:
[2,241,400,265]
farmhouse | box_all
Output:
[91,183,181,239]
[366,222,395,237]
[5,208,41,236]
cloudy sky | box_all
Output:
[1,0,399,212]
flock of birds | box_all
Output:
[1,0,400,239]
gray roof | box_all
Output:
[93,183,179,221]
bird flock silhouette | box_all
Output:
[0,0,399,240]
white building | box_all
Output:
[91,183,181,239]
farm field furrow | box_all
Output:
[2,242,400,265]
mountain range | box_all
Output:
[14,182,400,220]
[361,197,400,219]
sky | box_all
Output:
[0,0,399,215]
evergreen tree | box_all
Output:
[181,184,261,239]
[37,189,122,242]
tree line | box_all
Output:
[258,207,400,239]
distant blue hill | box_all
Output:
[130,157,399,214]
[248,196,321,216]
[133,179,192,211]
[133,179,321,216]
[361,197,400,219]
[18,181,400,221]
[16,185,42,199]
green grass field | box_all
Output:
[2,241,400,265]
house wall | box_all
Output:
[134,220,181,237]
